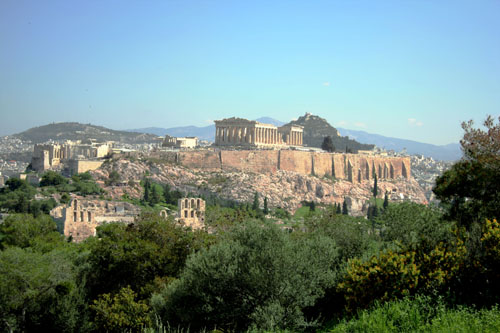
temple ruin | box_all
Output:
[214,117,303,147]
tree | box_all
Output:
[40,171,68,187]
[0,214,63,250]
[342,199,348,215]
[252,192,260,211]
[373,174,378,198]
[90,286,151,332]
[383,192,389,210]
[105,170,121,186]
[263,197,269,215]
[321,136,335,152]
[310,201,316,211]
[152,220,339,331]
[433,115,500,228]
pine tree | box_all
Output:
[252,192,260,211]
[336,203,341,214]
[342,199,348,215]
[383,192,389,210]
[373,173,378,198]
[321,136,335,152]
[310,201,316,211]
[263,197,269,215]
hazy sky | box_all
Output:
[1,1,499,145]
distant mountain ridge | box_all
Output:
[13,122,160,144]
[336,127,461,161]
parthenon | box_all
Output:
[214,117,303,147]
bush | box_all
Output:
[152,220,340,331]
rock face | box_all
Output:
[92,154,427,216]
[148,150,411,184]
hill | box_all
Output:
[13,122,160,144]
[337,128,461,161]
[285,113,374,152]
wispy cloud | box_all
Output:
[354,122,367,128]
[323,81,330,86]
[336,120,348,126]
[408,118,423,127]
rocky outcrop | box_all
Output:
[92,156,427,216]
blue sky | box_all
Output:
[1,0,499,145]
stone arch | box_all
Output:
[365,161,370,180]
[390,164,395,179]
[88,211,92,222]
[384,164,389,179]
[159,210,167,218]
[191,210,194,218]
[184,199,188,208]
[73,199,78,209]
[358,169,362,183]
[191,199,195,207]
[378,164,382,179]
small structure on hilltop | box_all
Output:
[177,197,206,229]
[31,140,112,173]
[214,117,303,148]
[162,135,198,149]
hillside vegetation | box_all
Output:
[286,113,374,152]
[13,122,159,143]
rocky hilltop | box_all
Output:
[92,155,427,216]
[285,113,374,152]
[13,122,160,144]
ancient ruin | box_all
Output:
[178,197,205,229]
[50,197,141,242]
[214,117,303,147]
[162,135,198,149]
[31,140,112,172]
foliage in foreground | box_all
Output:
[326,296,500,333]
[152,220,341,332]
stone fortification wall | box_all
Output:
[221,150,279,174]
[160,150,411,183]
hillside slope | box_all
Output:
[286,113,374,152]
[14,122,160,144]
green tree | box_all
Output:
[433,115,500,228]
[40,171,68,187]
[152,220,339,331]
[383,192,389,210]
[342,199,348,215]
[252,191,260,211]
[263,197,269,215]
[373,173,378,198]
[336,203,341,214]
[90,286,151,332]
[105,170,121,186]
[0,214,63,250]
[0,247,80,332]
[80,213,209,301]
[321,136,335,152]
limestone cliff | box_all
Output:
[92,155,427,216]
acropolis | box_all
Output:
[214,117,303,147]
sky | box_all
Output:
[1,1,499,145]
